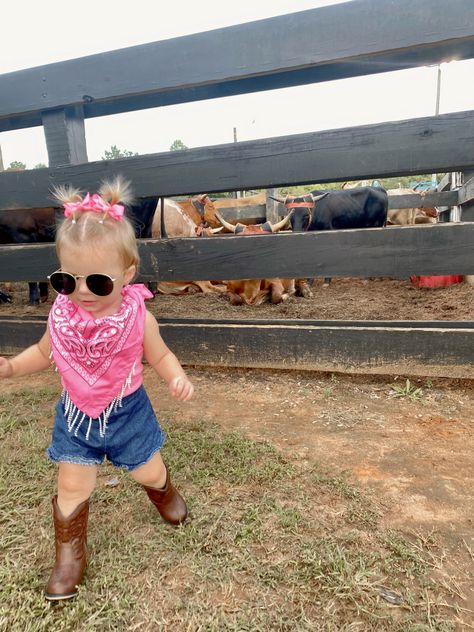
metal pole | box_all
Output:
[432,65,441,188]
[435,64,441,116]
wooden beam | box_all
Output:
[387,191,458,209]
[1,316,473,379]
[458,176,474,205]
[42,106,88,166]
[265,188,279,224]
[1,0,474,132]
[1,110,474,210]
[1,223,473,282]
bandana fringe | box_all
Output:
[61,361,136,440]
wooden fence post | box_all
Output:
[266,188,279,223]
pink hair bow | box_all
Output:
[63,193,125,221]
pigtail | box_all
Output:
[99,176,134,207]
[51,184,83,205]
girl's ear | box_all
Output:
[123,265,137,286]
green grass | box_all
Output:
[0,386,458,631]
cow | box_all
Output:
[386,188,438,225]
[214,211,294,305]
[151,198,225,295]
[0,207,56,304]
[0,197,158,305]
[271,186,389,294]
[210,192,268,227]
[171,194,221,229]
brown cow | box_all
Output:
[387,188,438,225]
[174,194,220,228]
[215,211,294,305]
[151,199,225,296]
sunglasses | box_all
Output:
[48,269,117,297]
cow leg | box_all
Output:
[295,278,313,298]
[39,282,49,303]
[269,279,285,304]
[28,282,40,305]
[0,289,13,304]
[322,277,332,288]
[228,292,244,306]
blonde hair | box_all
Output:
[52,177,140,271]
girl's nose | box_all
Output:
[76,277,90,294]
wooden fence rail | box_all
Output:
[2,111,474,209]
[1,223,473,283]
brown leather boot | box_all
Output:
[142,468,187,525]
[44,496,89,601]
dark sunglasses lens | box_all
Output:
[49,272,76,295]
[86,274,114,296]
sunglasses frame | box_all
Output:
[48,269,117,296]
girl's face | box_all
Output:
[58,244,136,318]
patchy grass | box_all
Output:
[0,386,460,631]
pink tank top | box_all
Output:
[48,284,153,420]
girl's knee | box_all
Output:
[57,462,97,496]
[130,452,166,487]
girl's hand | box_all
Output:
[0,357,13,379]
[168,376,194,402]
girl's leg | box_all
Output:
[45,463,97,601]
[131,453,187,525]
[57,462,98,516]
[130,451,166,488]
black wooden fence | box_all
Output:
[1,0,474,377]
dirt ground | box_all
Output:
[2,278,473,619]
[1,276,473,321]
[2,363,473,619]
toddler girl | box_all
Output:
[0,178,194,600]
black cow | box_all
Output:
[0,197,158,305]
[274,186,388,294]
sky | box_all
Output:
[1,0,473,169]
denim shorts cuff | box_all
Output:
[111,445,162,472]
[46,448,103,467]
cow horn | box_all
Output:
[214,211,236,233]
[210,226,224,233]
[311,193,329,203]
[269,210,294,232]
[268,195,287,205]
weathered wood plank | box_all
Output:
[0,223,473,282]
[42,106,88,166]
[1,0,473,131]
[1,111,474,210]
[1,316,473,379]
[387,191,458,209]
[459,176,474,205]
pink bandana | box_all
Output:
[48,284,153,418]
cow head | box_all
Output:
[190,194,221,228]
[214,211,293,234]
[269,193,328,231]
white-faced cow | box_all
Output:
[272,186,389,294]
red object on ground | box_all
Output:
[410,275,464,288]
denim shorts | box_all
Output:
[46,386,166,471]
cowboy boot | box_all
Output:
[44,496,89,601]
[142,467,187,525]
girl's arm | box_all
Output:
[0,329,51,378]
[143,311,194,402]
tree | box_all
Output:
[7,160,26,170]
[169,139,188,151]
[34,163,47,169]
[102,145,138,160]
